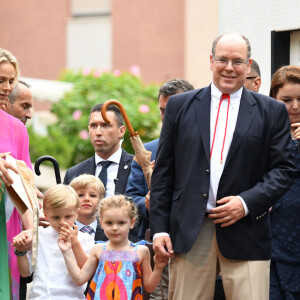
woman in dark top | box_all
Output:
[269,65,300,300]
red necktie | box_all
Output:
[210,93,230,164]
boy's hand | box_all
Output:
[58,236,72,253]
[12,229,33,252]
[153,254,168,269]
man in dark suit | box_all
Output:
[64,103,137,241]
[126,79,194,240]
[150,33,297,299]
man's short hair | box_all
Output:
[158,79,194,99]
[250,59,261,77]
[211,33,251,60]
[9,80,31,104]
[89,103,124,127]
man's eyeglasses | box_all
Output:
[246,76,257,80]
[213,57,249,67]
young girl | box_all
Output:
[13,184,94,299]
[58,194,167,299]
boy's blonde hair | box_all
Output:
[43,184,79,211]
[69,174,105,199]
[99,195,137,221]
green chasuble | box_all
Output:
[0,181,10,299]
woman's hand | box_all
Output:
[291,123,300,139]
[0,153,18,186]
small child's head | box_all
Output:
[43,184,80,232]
[99,195,137,242]
[70,174,105,222]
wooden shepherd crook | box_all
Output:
[101,100,153,188]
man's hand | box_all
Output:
[145,191,150,211]
[153,236,174,261]
[209,196,245,227]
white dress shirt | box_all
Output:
[208,83,248,214]
[27,226,94,300]
[94,147,122,196]
[75,219,97,239]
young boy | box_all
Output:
[70,174,106,241]
[12,184,94,300]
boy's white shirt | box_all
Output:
[27,226,94,300]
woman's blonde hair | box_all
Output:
[0,48,19,80]
[70,174,105,200]
[43,184,79,211]
[99,195,137,221]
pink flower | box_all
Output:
[72,110,82,120]
[130,65,140,76]
[126,270,131,277]
[139,104,150,114]
[82,67,91,76]
[93,69,101,78]
[79,130,89,140]
[113,69,121,77]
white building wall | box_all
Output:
[218,0,300,95]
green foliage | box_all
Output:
[29,69,161,170]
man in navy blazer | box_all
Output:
[150,33,297,299]
[126,79,194,239]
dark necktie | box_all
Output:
[80,225,94,235]
[98,161,112,189]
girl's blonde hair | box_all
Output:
[43,184,79,211]
[99,195,137,221]
[0,48,19,80]
[70,174,105,200]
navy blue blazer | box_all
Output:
[126,139,159,239]
[150,85,297,260]
[63,149,133,195]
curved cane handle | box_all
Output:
[34,155,61,184]
[101,100,138,137]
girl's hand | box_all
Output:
[58,236,72,253]
[153,254,168,270]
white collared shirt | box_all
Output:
[28,226,94,300]
[75,219,97,238]
[208,83,248,214]
[94,147,122,196]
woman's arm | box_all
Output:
[138,245,168,293]
[58,237,100,286]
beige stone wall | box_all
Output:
[185,0,218,88]
[0,0,70,80]
[112,0,185,84]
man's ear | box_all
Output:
[210,54,214,71]
[119,125,126,138]
[253,77,261,92]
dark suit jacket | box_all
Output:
[150,85,297,260]
[94,218,107,242]
[63,149,133,195]
[126,139,159,239]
